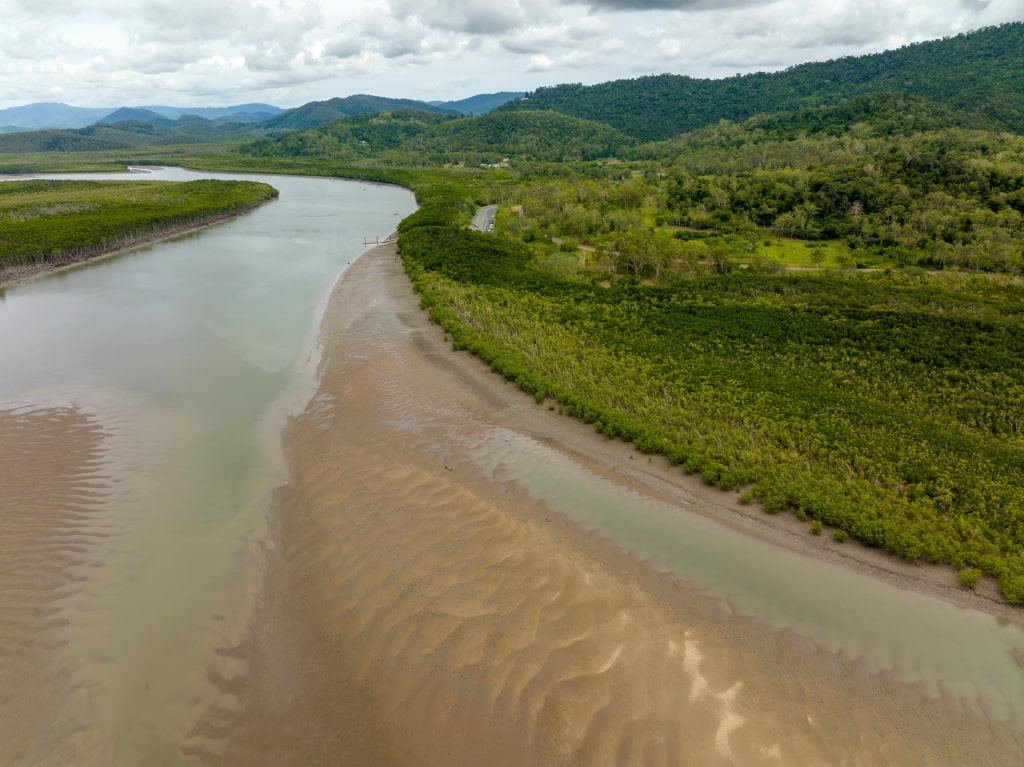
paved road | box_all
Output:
[470,205,497,232]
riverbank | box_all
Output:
[222,240,1023,766]
[398,238,1018,621]
[0,204,273,290]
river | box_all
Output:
[0,168,416,765]
[1,167,1022,765]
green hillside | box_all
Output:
[263,95,457,131]
[0,129,131,153]
[406,111,633,162]
[241,109,633,164]
[499,23,1024,140]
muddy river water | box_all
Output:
[0,169,415,764]
[0,168,1022,765]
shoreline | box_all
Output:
[369,239,1018,622]
[0,201,275,291]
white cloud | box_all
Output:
[386,0,542,34]
[978,0,1024,24]
[0,0,1018,107]
[527,54,556,72]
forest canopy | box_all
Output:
[498,22,1024,140]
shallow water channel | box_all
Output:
[0,167,1022,764]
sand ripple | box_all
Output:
[205,247,1024,766]
[224,401,751,765]
[0,406,110,766]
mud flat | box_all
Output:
[206,241,1024,766]
[0,407,111,765]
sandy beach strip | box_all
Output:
[203,241,1024,766]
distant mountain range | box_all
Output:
[0,92,525,133]
[0,102,284,132]
[233,23,1024,166]
[428,92,526,116]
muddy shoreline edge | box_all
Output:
[344,239,1019,623]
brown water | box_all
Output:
[1,171,1023,765]
[0,169,415,765]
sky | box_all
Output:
[1,0,1021,109]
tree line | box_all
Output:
[0,179,278,272]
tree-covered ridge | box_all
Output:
[0,129,132,153]
[0,117,262,154]
[0,179,278,272]
[398,185,1024,603]
[262,95,459,131]
[728,92,1002,139]
[240,109,633,164]
[242,110,452,161]
[499,23,1024,140]
[405,111,633,162]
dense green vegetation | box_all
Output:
[399,187,1024,603]
[500,23,1024,140]
[641,108,1024,273]
[243,110,451,163]
[242,109,633,165]
[489,103,1024,275]
[0,179,277,273]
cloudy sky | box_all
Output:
[1,0,1021,109]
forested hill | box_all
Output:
[263,95,459,131]
[498,22,1024,141]
[241,109,633,163]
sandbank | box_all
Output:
[213,240,1023,765]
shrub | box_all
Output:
[958,567,983,590]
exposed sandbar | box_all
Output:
[213,242,1024,766]
[0,406,110,765]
